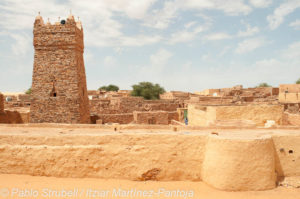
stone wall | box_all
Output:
[188,104,284,126]
[0,111,24,124]
[30,14,90,124]
[96,113,134,124]
[160,91,190,100]
[279,84,300,93]
[187,96,233,105]
[90,97,181,119]
[0,128,299,191]
[188,104,216,126]
[0,93,4,113]
[279,93,300,103]
[133,111,169,125]
[283,112,300,126]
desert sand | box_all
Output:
[0,174,300,199]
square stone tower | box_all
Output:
[30,14,90,123]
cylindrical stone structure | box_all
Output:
[202,134,276,191]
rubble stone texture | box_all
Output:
[133,111,169,124]
[0,93,4,113]
[30,14,90,123]
[96,113,134,124]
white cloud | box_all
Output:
[184,0,252,16]
[219,46,232,56]
[10,33,31,56]
[282,41,300,59]
[108,0,157,20]
[237,23,260,37]
[267,0,300,30]
[184,21,197,29]
[249,0,272,8]
[168,25,208,44]
[131,48,173,84]
[121,35,162,47]
[0,0,160,48]
[143,0,252,29]
[235,37,266,54]
[150,48,172,66]
[143,0,180,29]
[103,56,117,67]
[289,19,300,30]
[204,32,232,41]
[249,41,300,84]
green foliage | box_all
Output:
[131,82,165,100]
[296,78,300,84]
[25,87,32,95]
[98,84,119,92]
[257,83,272,88]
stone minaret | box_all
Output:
[30,13,90,123]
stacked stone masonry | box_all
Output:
[96,113,134,124]
[0,93,4,113]
[30,14,90,123]
[89,97,181,115]
[133,111,170,125]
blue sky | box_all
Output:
[0,0,300,92]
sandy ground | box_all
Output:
[0,124,300,135]
[0,174,299,199]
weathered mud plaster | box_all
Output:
[0,127,299,191]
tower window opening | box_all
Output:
[50,82,57,97]
[50,91,57,97]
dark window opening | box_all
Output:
[50,91,57,97]
[289,150,293,154]
[50,82,57,97]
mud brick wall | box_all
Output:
[148,103,180,111]
[30,15,90,123]
[89,99,120,115]
[118,97,145,113]
[133,111,169,125]
[96,113,134,124]
[0,111,24,124]
[168,111,179,124]
[279,84,300,93]
[90,97,181,116]
[283,112,300,126]
[18,94,31,102]
[0,93,4,113]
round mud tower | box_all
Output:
[202,135,276,191]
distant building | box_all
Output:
[279,84,300,103]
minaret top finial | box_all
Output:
[35,11,43,22]
[68,10,75,21]
[46,18,51,25]
[76,16,82,30]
